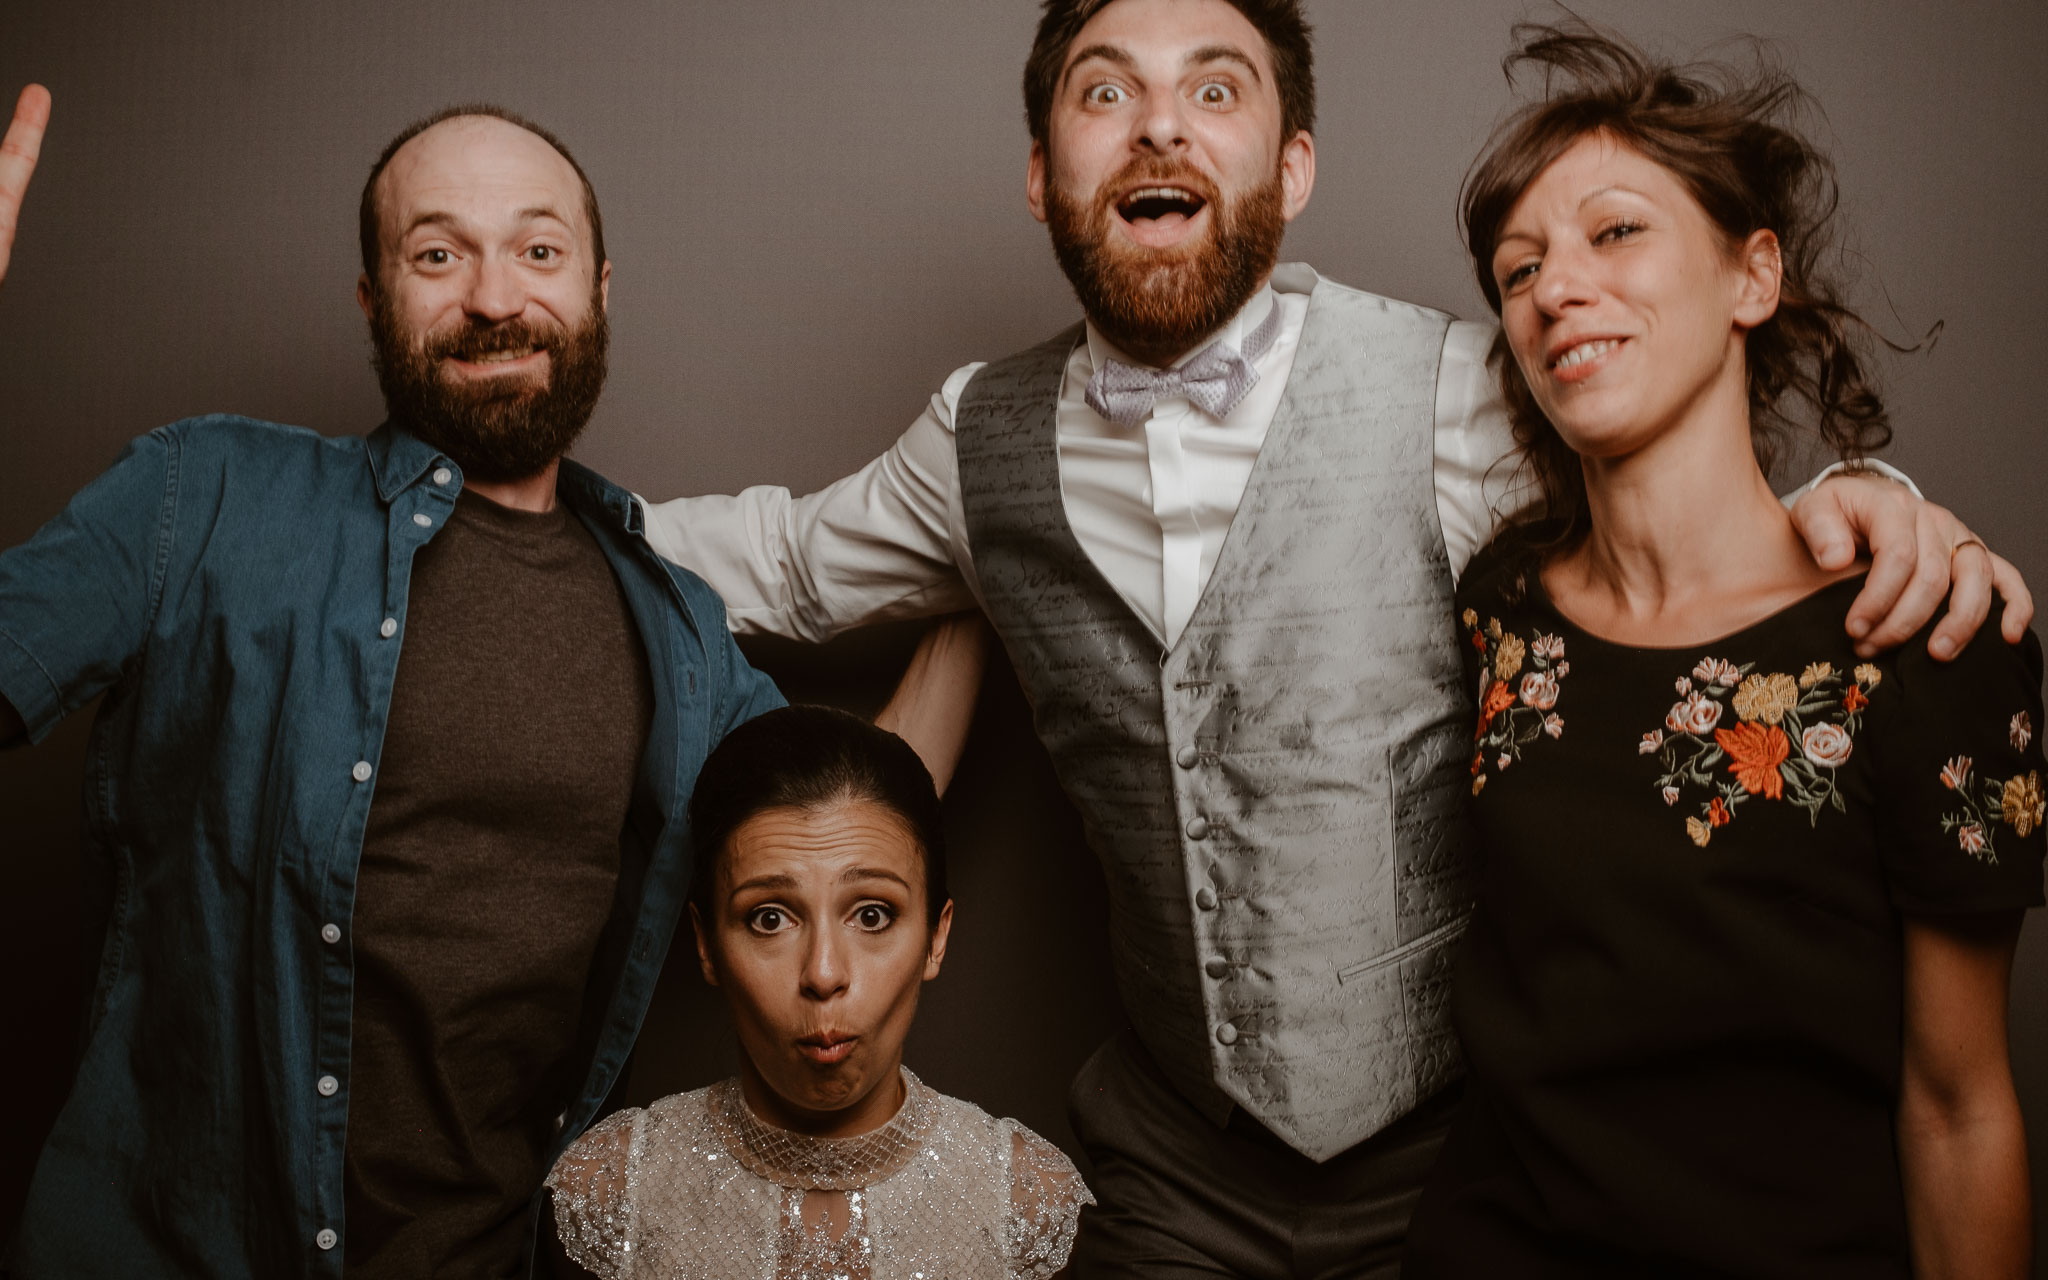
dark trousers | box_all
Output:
[1068,1033,1461,1279]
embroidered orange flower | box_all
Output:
[1716,722,1789,799]
[1475,679,1517,738]
[1685,817,1712,847]
[1841,683,1868,714]
[1707,796,1732,827]
[1940,756,1972,791]
[1493,633,1527,681]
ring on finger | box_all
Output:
[1951,537,1989,559]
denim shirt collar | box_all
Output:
[365,422,642,537]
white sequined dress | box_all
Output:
[546,1068,1092,1279]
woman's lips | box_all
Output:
[797,1034,858,1065]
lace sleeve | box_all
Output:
[545,1107,646,1280]
[1002,1123,1094,1278]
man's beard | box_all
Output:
[368,284,609,484]
[1044,156,1287,367]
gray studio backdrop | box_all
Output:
[3,0,2044,1257]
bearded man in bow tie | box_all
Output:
[639,2,2030,1275]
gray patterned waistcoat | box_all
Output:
[954,278,1476,1161]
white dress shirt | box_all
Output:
[641,263,1529,646]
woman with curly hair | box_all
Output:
[1403,22,2043,1279]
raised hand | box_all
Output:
[0,84,51,289]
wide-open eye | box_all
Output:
[852,902,897,933]
[527,245,555,262]
[1194,80,1236,106]
[1083,83,1128,107]
[746,905,796,936]
[419,248,452,267]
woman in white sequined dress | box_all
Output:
[547,702,1092,1279]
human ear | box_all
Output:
[1279,130,1316,223]
[598,259,611,314]
[923,900,954,980]
[1026,140,1049,224]
[690,903,720,987]
[356,273,374,320]
[1732,228,1782,329]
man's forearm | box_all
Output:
[638,411,977,641]
[874,614,989,796]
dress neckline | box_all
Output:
[707,1068,935,1191]
[1520,565,1868,656]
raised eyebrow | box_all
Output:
[839,866,913,891]
[514,205,574,230]
[727,872,800,898]
[1063,42,1136,83]
[1185,44,1262,84]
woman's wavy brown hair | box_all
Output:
[1462,20,1903,543]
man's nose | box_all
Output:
[461,255,526,323]
[800,927,849,1001]
[1132,91,1190,155]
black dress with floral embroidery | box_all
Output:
[1404,548,2046,1280]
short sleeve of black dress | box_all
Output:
[1870,612,2047,914]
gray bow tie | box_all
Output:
[1084,300,1283,430]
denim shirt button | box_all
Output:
[379,617,397,639]
[351,761,373,783]
[320,923,341,945]
[315,1228,337,1251]
[412,513,432,528]
[316,1074,339,1097]
[432,467,453,486]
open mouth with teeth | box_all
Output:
[1548,337,1625,383]
[1116,185,1208,229]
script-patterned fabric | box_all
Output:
[546,1070,1091,1279]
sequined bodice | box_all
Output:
[546,1070,1091,1280]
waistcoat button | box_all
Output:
[1185,816,1209,840]
[316,1228,337,1251]
[1195,887,1219,911]
[1204,957,1230,979]
[1216,1022,1239,1046]
[1176,745,1199,769]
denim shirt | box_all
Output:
[0,417,784,1278]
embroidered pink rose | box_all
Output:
[1958,824,1987,857]
[1640,730,1665,755]
[1531,634,1566,662]
[1800,723,1854,769]
[1497,754,1512,771]
[1662,785,1681,806]
[1666,692,1723,736]
[1693,657,1742,688]
[1674,675,1692,695]
[1543,714,1564,739]
[1519,671,1560,710]
[2013,712,2034,752]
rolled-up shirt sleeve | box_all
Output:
[638,364,986,642]
[0,430,174,744]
